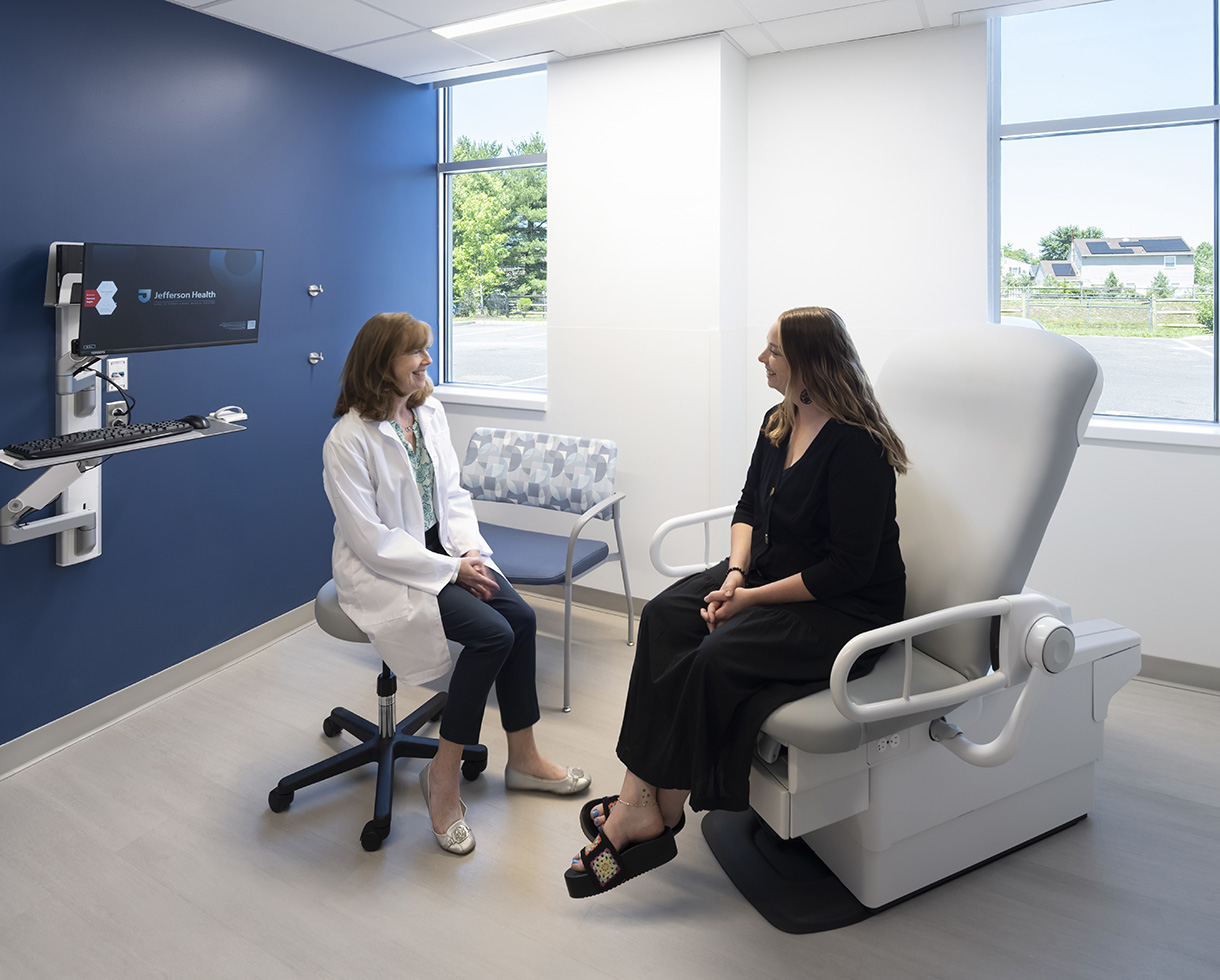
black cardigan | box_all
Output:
[732,411,905,625]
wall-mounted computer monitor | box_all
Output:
[75,243,264,356]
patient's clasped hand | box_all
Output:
[322,312,590,856]
[565,306,909,897]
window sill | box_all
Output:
[432,383,548,413]
[1084,415,1220,452]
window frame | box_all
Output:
[987,6,1220,448]
[433,72,549,412]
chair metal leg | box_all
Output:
[563,577,573,712]
[612,509,635,647]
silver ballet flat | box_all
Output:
[504,765,591,796]
[419,762,474,855]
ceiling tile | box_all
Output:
[577,0,754,48]
[918,0,963,28]
[456,17,623,61]
[331,29,493,78]
[206,0,420,52]
[766,0,924,50]
[364,0,553,32]
[920,0,1104,28]
[738,0,862,19]
[725,23,782,56]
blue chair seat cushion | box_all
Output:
[479,522,610,586]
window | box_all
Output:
[438,71,547,391]
[994,0,1218,423]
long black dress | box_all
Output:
[616,412,905,812]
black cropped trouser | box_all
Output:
[433,566,540,746]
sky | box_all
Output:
[1000,0,1216,255]
[450,70,547,155]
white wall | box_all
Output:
[443,35,749,600]
[745,25,989,418]
[1030,443,1220,671]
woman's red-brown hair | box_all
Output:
[334,313,433,421]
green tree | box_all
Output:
[1038,225,1105,261]
[1002,243,1035,264]
[1194,241,1213,288]
[1197,299,1214,331]
[499,133,547,302]
[1149,271,1174,299]
[1194,241,1214,330]
[451,175,510,316]
[1103,271,1121,294]
[452,135,503,162]
[448,133,547,315]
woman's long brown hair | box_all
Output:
[762,306,909,473]
[334,313,433,421]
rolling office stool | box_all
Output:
[267,580,488,851]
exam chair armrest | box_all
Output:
[649,504,736,577]
[829,592,1072,726]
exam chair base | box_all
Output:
[702,809,873,933]
[268,688,488,852]
[703,807,1086,933]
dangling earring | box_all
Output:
[799,388,812,405]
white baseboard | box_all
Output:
[0,602,315,781]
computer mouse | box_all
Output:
[180,414,209,429]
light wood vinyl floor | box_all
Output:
[1,595,1217,979]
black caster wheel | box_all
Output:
[361,820,389,852]
[461,759,486,781]
[268,787,294,813]
[322,716,342,738]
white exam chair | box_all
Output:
[650,323,1141,932]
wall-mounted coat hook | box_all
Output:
[308,284,324,298]
[308,352,324,365]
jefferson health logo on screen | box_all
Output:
[82,281,118,316]
[138,289,152,303]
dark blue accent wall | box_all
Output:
[0,0,438,745]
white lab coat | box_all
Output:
[322,400,494,684]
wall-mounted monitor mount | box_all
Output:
[0,242,256,566]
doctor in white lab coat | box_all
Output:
[322,313,590,856]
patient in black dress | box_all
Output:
[565,306,910,898]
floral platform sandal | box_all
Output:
[565,824,677,898]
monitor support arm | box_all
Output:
[1,458,99,547]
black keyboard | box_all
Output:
[3,418,205,460]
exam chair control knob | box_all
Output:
[1026,616,1074,673]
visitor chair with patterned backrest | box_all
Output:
[460,428,634,712]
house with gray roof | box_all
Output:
[1074,237,1194,291]
[1037,237,1195,292]
[1033,259,1079,285]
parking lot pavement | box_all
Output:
[449,319,546,388]
[445,320,1215,421]
[1068,333,1215,421]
